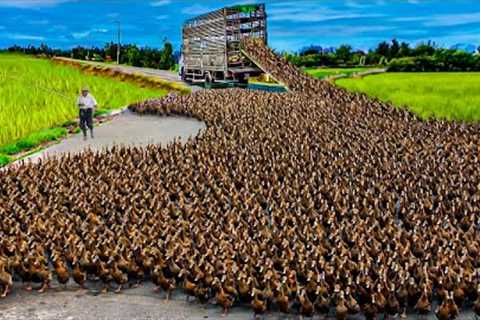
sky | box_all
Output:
[0,0,479,52]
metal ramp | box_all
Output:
[239,45,291,92]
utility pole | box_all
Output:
[115,20,121,64]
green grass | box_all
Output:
[304,67,374,79]
[0,53,168,147]
[336,72,480,122]
[0,128,67,155]
[0,154,10,166]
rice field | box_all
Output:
[304,67,373,79]
[336,72,480,122]
[0,54,168,147]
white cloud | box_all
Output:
[345,0,370,9]
[72,28,108,39]
[392,16,427,22]
[270,11,384,22]
[424,12,480,27]
[72,31,89,39]
[271,24,394,38]
[28,19,49,25]
[150,0,170,7]
[0,0,72,8]
[49,24,67,31]
[7,33,45,40]
[268,3,384,23]
[181,4,215,15]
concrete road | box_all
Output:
[0,280,477,320]
[0,280,309,320]
[57,58,203,92]
[17,109,205,165]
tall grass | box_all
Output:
[0,54,168,146]
[336,72,480,122]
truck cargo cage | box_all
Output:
[180,3,267,85]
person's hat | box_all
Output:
[81,86,90,92]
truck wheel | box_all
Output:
[205,72,214,88]
[237,75,248,86]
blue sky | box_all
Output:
[0,0,479,52]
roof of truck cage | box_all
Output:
[183,3,264,25]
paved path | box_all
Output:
[1,281,310,320]
[0,280,476,320]
[57,58,203,92]
[18,110,205,164]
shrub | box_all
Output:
[388,53,480,72]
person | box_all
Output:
[76,86,97,140]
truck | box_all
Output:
[179,3,267,85]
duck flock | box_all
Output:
[1,38,480,319]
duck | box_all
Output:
[109,259,128,293]
[335,290,348,320]
[314,290,331,317]
[251,288,267,316]
[30,259,51,293]
[385,284,400,317]
[0,259,13,297]
[213,277,234,316]
[436,292,458,320]
[180,269,197,302]
[72,257,87,289]
[51,251,70,289]
[345,287,360,315]
[275,282,290,314]
[98,260,112,294]
[414,286,431,315]
[473,284,480,318]
[298,288,314,318]
[363,295,378,320]
[152,265,175,299]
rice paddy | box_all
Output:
[336,72,480,122]
[0,54,168,148]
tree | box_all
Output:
[398,42,411,57]
[159,41,175,70]
[414,41,436,56]
[104,42,117,61]
[125,44,141,66]
[299,45,322,56]
[390,39,400,58]
[375,41,390,58]
[335,44,353,63]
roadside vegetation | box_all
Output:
[284,40,480,72]
[0,128,67,156]
[336,72,480,122]
[0,53,168,165]
[304,67,375,79]
[5,41,176,70]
